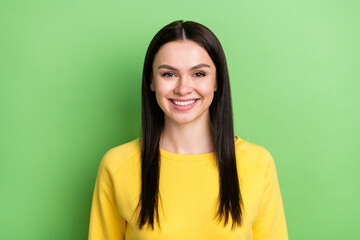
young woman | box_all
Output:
[89,20,288,239]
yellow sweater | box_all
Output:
[88,137,288,240]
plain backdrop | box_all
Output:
[1,0,359,239]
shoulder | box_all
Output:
[235,136,275,174]
[99,138,141,176]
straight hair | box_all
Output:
[137,20,243,230]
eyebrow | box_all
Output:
[157,63,211,71]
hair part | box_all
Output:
[137,19,243,230]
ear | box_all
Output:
[150,78,155,91]
[214,80,217,92]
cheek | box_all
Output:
[197,82,216,96]
[155,80,175,97]
[155,86,168,100]
[154,83,172,107]
[154,91,167,114]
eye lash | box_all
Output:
[161,72,206,77]
[195,72,206,77]
[161,72,175,77]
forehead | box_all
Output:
[153,40,215,69]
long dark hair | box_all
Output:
[137,20,242,230]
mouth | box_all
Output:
[170,99,198,106]
[169,98,199,111]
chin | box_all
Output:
[167,110,210,125]
[169,116,196,125]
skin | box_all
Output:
[151,40,217,154]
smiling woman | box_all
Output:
[151,40,217,127]
[88,20,288,240]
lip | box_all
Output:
[170,98,199,101]
[169,98,199,111]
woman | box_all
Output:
[89,20,288,239]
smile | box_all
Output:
[171,99,196,106]
[169,99,199,111]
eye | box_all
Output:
[194,72,206,77]
[161,72,176,77]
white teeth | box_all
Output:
[172,100,196,106]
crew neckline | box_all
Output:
[159,136,245,162]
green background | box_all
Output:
[1,0,359,239]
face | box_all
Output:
[151,40,217,125]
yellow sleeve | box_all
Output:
[252,151,288,240]
[88,153,127,240]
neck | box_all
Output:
[160,114,214,155]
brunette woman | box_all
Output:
[89,20,288,240]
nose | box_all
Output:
[174,76,193,95]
